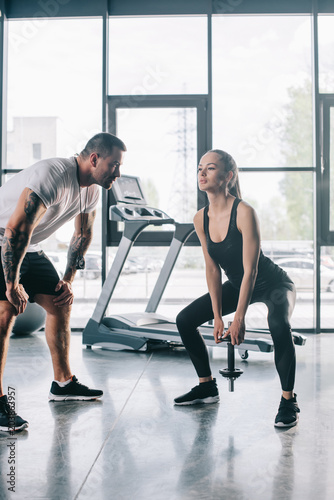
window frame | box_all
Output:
[320,94,334,244]
[104,94,209,247]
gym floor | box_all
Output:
[1,331,334,500]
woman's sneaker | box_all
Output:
[0,395,28,432]
[48,375,103,401]
[274,394,300,428]
[174,379,220,406]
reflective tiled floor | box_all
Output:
[1,331,334,499]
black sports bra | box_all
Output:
[203,199,292,292]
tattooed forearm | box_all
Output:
[1,228,29,285]
[63,211,95,280]
[66,234,83,270]
[64,230,93,279]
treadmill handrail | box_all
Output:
[91,216,176,323]
[145,223,196,313]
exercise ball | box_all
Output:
[12,302,46,335]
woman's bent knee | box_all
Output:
[176,308,197,334]
[176,309,188,333]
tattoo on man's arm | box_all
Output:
[66,234,82,270]
[64,231,92,276]
[1,228,29,284]
[24,191,44,224]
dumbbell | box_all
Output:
[219,323,243,392]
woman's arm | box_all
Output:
[194,210,225,343]
[224,202,260,345]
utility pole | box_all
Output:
[168,107,196,222]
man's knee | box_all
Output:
[34,294,71,315]
[0,301,16,332]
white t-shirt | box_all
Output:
[0,157,100,252]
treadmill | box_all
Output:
[82,175,306,358]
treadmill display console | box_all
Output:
[109,175,174,224]
[111,175,147,205]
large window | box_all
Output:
[114,106,197,222]
[240,171,314,329]
[212,15,313,168]
[318,15,334,94]
[212,15,314,329]
[1,5,334,331]
[109,16,208,95]
[320,95,334,240]
[7,18,102,164]
[6,18,103,326]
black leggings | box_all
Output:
[176,280,296,391]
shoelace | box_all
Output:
[70,377,89,390]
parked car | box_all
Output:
[123,257,146,274]
[80,253,102,280]
[275,258,334,292]
[122,257,163,274]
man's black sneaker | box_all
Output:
[0,395,28,432]
[274,394,300,428]
[174,379,220,406]
[48,376,103,401]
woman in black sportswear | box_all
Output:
[174,149,300,428]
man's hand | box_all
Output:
[6,284,29,315]
[213,317,225,344]
[223,318,246,346]
[53,280,74,307]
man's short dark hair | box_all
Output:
[80,133,127,159]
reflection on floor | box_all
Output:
[1,331,334,500]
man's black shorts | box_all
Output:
[0,248,61,302]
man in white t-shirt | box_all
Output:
[0,132,126,432]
